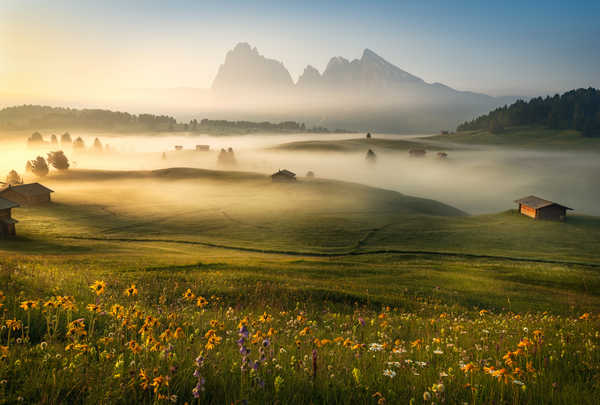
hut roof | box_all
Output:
[515,195,572,210]
[0,196,19,210]
[0,183,54,197]
[272,169,296,178]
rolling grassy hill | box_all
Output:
[426,126,600,150]
[270,137,449,152]
[1,167,599,314]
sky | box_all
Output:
[1,0,599,104]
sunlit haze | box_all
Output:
[2,0,599,113]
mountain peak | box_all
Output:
[361,48,380,60]
[212,43,293,93]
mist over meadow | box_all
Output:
[3,131,599,216]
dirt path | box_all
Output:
[59,235,600,268]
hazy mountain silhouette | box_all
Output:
[210,43,516,132]
[212,43,294,96]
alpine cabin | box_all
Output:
[0,183,54,206]
[0,197,19,238]
[409,148,426,157]
[271,169,297,182]
[515,195,572,221]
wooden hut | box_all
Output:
[0,197,19,238]
[271,169,297,183]
[0,183,53,205]
[195,145,210,151]
[174,145,183,151]
[437,152,448,159]
[515,195,572,221]
[409,148,426,157]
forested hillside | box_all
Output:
[458,88,600,137]
[0,105,341,133]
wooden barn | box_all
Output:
[0,183,54,206]
[515,195,572,221]
[271,169,297,183]
[0,197,19,238]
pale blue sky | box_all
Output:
[1,0,599,97]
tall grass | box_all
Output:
[1,261,598,404]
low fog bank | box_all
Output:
[2,131,599,216]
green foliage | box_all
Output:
[458,88,600,137]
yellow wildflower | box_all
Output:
[90,280,106,295]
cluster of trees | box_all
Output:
[0,105,177,132]
[186,119,349,134]
[26,131,111,153]
[23,151,70,178]
[457,88,600,137]
[189,119,306,132]
[217,148,237,166]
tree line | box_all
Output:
[0,105,347,134]
[0,105,177,132]
[457,88,600,137]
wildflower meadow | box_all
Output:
[1,271,598,404]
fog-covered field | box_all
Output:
[3,130,600,215]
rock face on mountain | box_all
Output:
[212,43,294,96]
[296,65,322,89]
[210,43,515,132]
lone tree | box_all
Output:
[365,149,377,163]
[73,136,85,150]
[61,132,72,145]
[5,170,23,185]
[47,151,70,170]
[26,156,49,177]
[27,131,44,147]
[93,137,103,152]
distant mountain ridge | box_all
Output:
[210,43,517,132]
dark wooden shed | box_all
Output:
[0,197,19,238]
[409,148,426,157]
[0,183,54,206]
[515,195,572,221]
[271,169,297,183]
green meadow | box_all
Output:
[1,168,599,404]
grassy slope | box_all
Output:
[1,168,599,314]
[425,126,600,150]
[270,137,448,152]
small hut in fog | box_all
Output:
[0,197,19,238]
[409,148,426,157]
[0,183,53,205]
[437,152,448,159]
[365,149,377,163]
[306,171,315,178]
[271,169,297,183]
[515,196,572,221]
[174,145,183,151]
[196,145,210,151]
